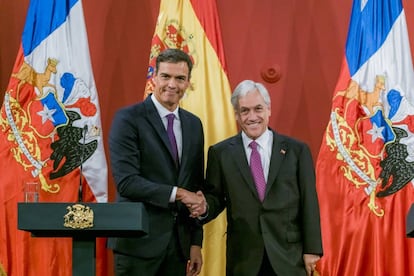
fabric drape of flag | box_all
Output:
[0,0,108,275]
[0,264,5,276]
[316,0,414,275]
[145,0,237,275]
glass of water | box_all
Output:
[24,181,39,203]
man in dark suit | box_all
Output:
[192,80,323,275]
[107,49,205,276]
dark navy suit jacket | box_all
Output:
[107,96,204,259]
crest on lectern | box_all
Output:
[63,204,94,229]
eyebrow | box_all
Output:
[240,104,264,109]
[159,72,188,79]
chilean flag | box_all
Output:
[0,0,108,275]
[316,0,414,275]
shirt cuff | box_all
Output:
[169,186,178,203]
[197,202,209,220]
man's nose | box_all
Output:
[167,78,177,87]
[247,111,258,120]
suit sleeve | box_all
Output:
[109,108,173,208]
[299,143,323,256]
[203,145,227,223]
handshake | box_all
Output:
[176,188,207,218]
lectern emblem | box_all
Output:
[63,204,94,229]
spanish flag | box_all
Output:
[145,0,237,274]
[316,0,414,275]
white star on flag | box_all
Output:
[37,104,56,124]
[367,122,385,142]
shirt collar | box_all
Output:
[151,94,179,119]
[241,128,271,149]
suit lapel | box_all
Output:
[179,109,190,174]
[143,97,177,166]
[266,130,287,195]
[231,134,260,197]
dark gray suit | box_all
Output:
[107,96,204,262]
[203,130,323,276]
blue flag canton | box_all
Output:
[22,0,78,56]
[345,0,403,76]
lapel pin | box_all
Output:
[280,149,286,155]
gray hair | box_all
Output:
[231,80,271,110]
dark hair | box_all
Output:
[155,48,193,78]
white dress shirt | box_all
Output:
[241,129,273,182]
[151,94,182,202]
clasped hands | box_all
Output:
[176,188,207,218]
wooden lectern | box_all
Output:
[18,202,148,276]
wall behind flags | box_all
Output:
[2,0,414,207]
[2,0,414,163]
[1,0,414,269]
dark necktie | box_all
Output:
[249,141,266,201]
[166,113,179,165]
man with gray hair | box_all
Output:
[192,80,323,275]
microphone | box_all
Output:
[79,125,88,202]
